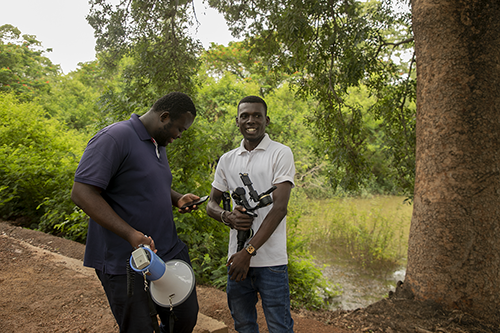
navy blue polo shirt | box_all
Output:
[75,114,185,275]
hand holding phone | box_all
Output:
[181,195,209,209]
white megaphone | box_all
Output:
[130,246,195,307]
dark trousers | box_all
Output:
[96,248,198,333]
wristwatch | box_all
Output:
[245,243,257,256]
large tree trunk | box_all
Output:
[406,0,500,324]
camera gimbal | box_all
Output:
[230,173,277,251]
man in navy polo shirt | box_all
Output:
[71,92,200,333]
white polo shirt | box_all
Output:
[212,134,295,267]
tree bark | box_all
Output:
[406,0,500,324]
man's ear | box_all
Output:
[160,111,170,122]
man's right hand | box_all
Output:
[130,232,156,252]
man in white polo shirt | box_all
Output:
[206,95,295,333]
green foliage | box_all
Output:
[264,85,333,198]
[209,0,416,196]
[0,25,60,101]
[53,207,89,243]
[175,207,229,288]
[87,0,202,112]
[39,61,109,132]
[195,65,260,154]
[0,15,416,310]
[317,85,405,196]
[288,257,338,310]
[0,93,87,228]
[287,205,341,309]
[203,41,288,96]
[296,194,411,271]
[368,55,416,198]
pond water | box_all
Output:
[313,251,407,310]
[294,195,412,310]
[295,195,412,310]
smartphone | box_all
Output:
[181,195,209,209]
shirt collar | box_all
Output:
[237,133,271,155]
[130,114,152,141]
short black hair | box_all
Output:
[151,92,196,119]
[237,95,267,115]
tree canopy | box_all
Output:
[83,0,415,196]
[87,0,202,113]
[0,24,59,101]
[209,0,416,195]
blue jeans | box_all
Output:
[227,265,294,333]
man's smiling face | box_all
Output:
[236,102,270,150]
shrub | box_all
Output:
[0,93,87,233]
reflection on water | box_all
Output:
[312,250,407,310]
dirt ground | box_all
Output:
[0,220,497,333]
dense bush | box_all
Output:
[0,93,87,232]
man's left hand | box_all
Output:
[177,193,200,213]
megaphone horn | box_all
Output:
[130,246,195,307]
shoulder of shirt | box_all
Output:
[266,138,293,153]
[219,146,241,161]
[96,118,134,137]
[87,120,134,149]
[267,138,290,148]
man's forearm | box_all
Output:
[207,187,224,221]
[71,182,137,243]
[244,181,292,250]
[245,206,287,250]
[171,189,183,207]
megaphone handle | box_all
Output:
[142,271,161,333]
[169,297,178,333]
[142,272,148,291]
[126,260,135,297]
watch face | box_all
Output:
[246,244,256,255]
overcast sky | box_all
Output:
[0,0,236,74]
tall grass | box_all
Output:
[289,193,412,273]
[286,207,342,310]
